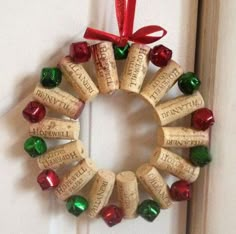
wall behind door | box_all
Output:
[0,1,198,233]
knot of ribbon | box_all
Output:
[84,0,167,47]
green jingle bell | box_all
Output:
[190,146,212,167]
[113,43,130,60]
[24,136,47,157]
[137,199,160,222]
[40,67,62,88]
[178,72,201,94]
[66,195,88,217]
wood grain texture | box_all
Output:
[187,0,220,233]
[0,0,199,233]
[189,1,236,234]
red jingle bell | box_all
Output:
[69,41,91,63]
[100,205,123,227]
[37,169,60,190]
[22,101,46,123]
[150,44,172,67]
[192,108,215,130]
[170,180,192,201]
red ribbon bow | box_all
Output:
[84,0,167,47]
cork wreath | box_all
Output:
[21,0,215,227]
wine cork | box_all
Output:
[33,86,84,120]
[92,42,119,94]
[29,117,79,140]
[116,171,139,218]
[59,57,99,101]
[155,91,205,126]
[37,140,88,170]
[141,60,184,107]
[150,147,200,183]
[157,127,209,147]
[88,170,115,218]
[136,163,172,209]
[55,158,97,200]
[120,43,150,93]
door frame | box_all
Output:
[188,0,220,233]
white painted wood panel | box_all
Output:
[0,1,198,233]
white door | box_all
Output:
[0,1,199,233]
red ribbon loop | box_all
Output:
[84,0,167,47]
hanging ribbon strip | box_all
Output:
[84,0,167,47]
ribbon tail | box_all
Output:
[84,27,121,45]
[131,25,167,44]
[122,0,136,37]
[115,0,125,35]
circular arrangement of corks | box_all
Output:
[22,40,214,226]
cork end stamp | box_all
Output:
[59,56,99,102]
[88,170,115,218]
[154,91,205,126]
[140,60,184,108]
[116,171,139,219]
[157,127,209,148]
[33,85,85,120]
[150,147,200,183]
[37,140,88,170]
[29,117,80,140]
[120,43,151,94]
[92,42,119,94]
[136,164,172,209]
[55,158,97,201]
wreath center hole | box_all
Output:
[87,90,157,173]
